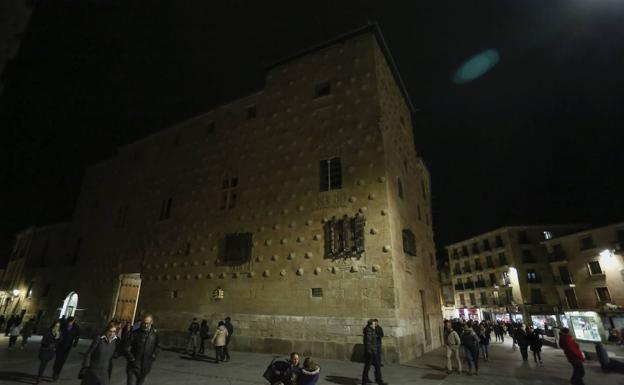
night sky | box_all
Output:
[2,0,624,265]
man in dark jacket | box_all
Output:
[515,325,529,361]
[223,316,233,362]
[374,319,384,367]
[361,319,387,385]
[124,314,160,385]
[52,316,81,380]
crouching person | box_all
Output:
[299,357,321,385]
[79,321,120,385]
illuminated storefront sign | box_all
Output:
[564,311,604,342]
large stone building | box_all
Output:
[0,24,442,362]
[445,225,583,325]
[542,221,624,342]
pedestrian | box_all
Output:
[444,321,462,374]
[121,322,133,341]
[52,316,81,380]
[374,318,384,367]
[198,319,209,355]
[186,317,200,356]
[20,318,36,349]
[514,324,529,361]
[223,316,233,362]
[299,357,321,385]
[8,320,23,348]
[285,352,302,385]
[501,323,507,343]
[460,324,480,376]
[36,321,62,384]
[361,319,387,385]
[0,315,5,332]
[478,325,490,361]
[559,328,585,385]
[78,321,121,385]
[552,324,561,348]
[212,320,228,363]
[124,314,160,385]
[527,326,543,366]
[5,314,17,336]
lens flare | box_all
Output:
[453,49,500,84]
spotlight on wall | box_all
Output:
[11,289,20,297]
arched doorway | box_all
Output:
[60,292,78,318]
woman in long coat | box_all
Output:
[79,321,120,385]
[36,321,62,383]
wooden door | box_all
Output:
[113,275,141,324]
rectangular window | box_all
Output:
[319,157,342,191]
[397,177,404,199]
[543,231,552,240]
[474,259,482,270]
[588,261,603,275]
[580,236,595,250]
[471,243,479,254]
[453,263,461,275]
[596,287,611,302]
[220,176,238,210]
[522,249,536,263]
[246,105,257,119]
[469,293,476,306]
[324,215,365,258]
[499,253,508,265]
[558,266,573,284]
[463,261,471,273]
[402,229,417,256]
[116,205,129,227]
[495,235,504,247]
[462,246,469,257]
[527,269,538,282]
[460,294,465,306]
[480,292,487,305]
[159,198,172,220]
[531,288,544,304]
[171,290,178,299]
[311,288,323,297]
[485,255,494,268]
[565,289,579,309]
[314,81,331,98]
[223,233,253,265]
[518,230,530,244]
[489,273,496,286]
[482,239,491,251]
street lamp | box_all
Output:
[11,289,20,297]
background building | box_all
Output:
[1,24,441,363]
[543,222,624,342]
[445,225,583,326]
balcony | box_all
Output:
[554,275,574,285]
[453,269,462,275]
[548,253,568,263]
[454,283,464,290]
[474,265,484,271]
[475,281,487,288]
[486,262,495,269]
[463,268,472,273]
[464,282,475,290]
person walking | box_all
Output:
[8,320,23,348]
[52,316,81,380]
[79,321,120,385]
[223,316,233,362]
[478,325,490,361]
[374,319,384,367]
[560,328,585,385]
[444,321,462,374]
[552,324,561,349]
[0,315,5,332]
[212,321,228,363]
[527,326,543,366]
[124,314,160,385]
[361,319,387,385]
[186,318,200,356]
[198,320,209,355]
[20,318,36,349]
[461,324,480,376]
[36,321,62,384]
[5,315,17,337]
[515,325,529,362]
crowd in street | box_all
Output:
[443,318,586,385]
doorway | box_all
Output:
[60,292,78,318]
[112,273,142,324]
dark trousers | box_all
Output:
[199,337,207,354]
[519,346,528,361]
[570,361,585,385]
[53,348,71,377]
[223,336,231,360]
[38,356,55,377]
[8,336,18,347]
[533,350,542,362]
[362,351,382,384]
[215,346,224,362]
[126,367,148,385]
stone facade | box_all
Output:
[1,25,441,363]
[445,225,583,322]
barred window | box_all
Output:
[311,288,323,297]
[324,214,365,258]
[223,233,253,265]
[220,176,238,210]
[402,229,417,256]
[319,157,342,192]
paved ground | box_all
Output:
[0,335,622,385]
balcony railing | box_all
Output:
[464,282,475,290]
[474,265,484,271]
[548,253,568,262]
[486,262,495,269]
[454,283,464,290]
[463,268,472,273]
[475,281,487,288]
[453,269,462,275]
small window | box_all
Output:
[171,290,178,299]
[588,261,603,275]
[223,233,253,265]
[596,287,611,302]
[319,157,342,192]
[459,294,465,306]
[527,270,538,282]
[246,105,257,119]
[486,255,494,268]
[580,236,595,250]
[397,177,404,199]
[518,231,530,244]
[402,229,417,256]
[531,288,544,304]
[469,293,476,306]
[314,81,331,98]
[499,253,508,265]
[495,235,504,247]
[543,231,552,240]
[311,288,323,297]
[159,198,172,220]
[220,176,239,210]
[480,292,487,305]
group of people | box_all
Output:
[264,352,321,385]
[185,316,234,362]
[443,319,492,376]
[2,315,38,349]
